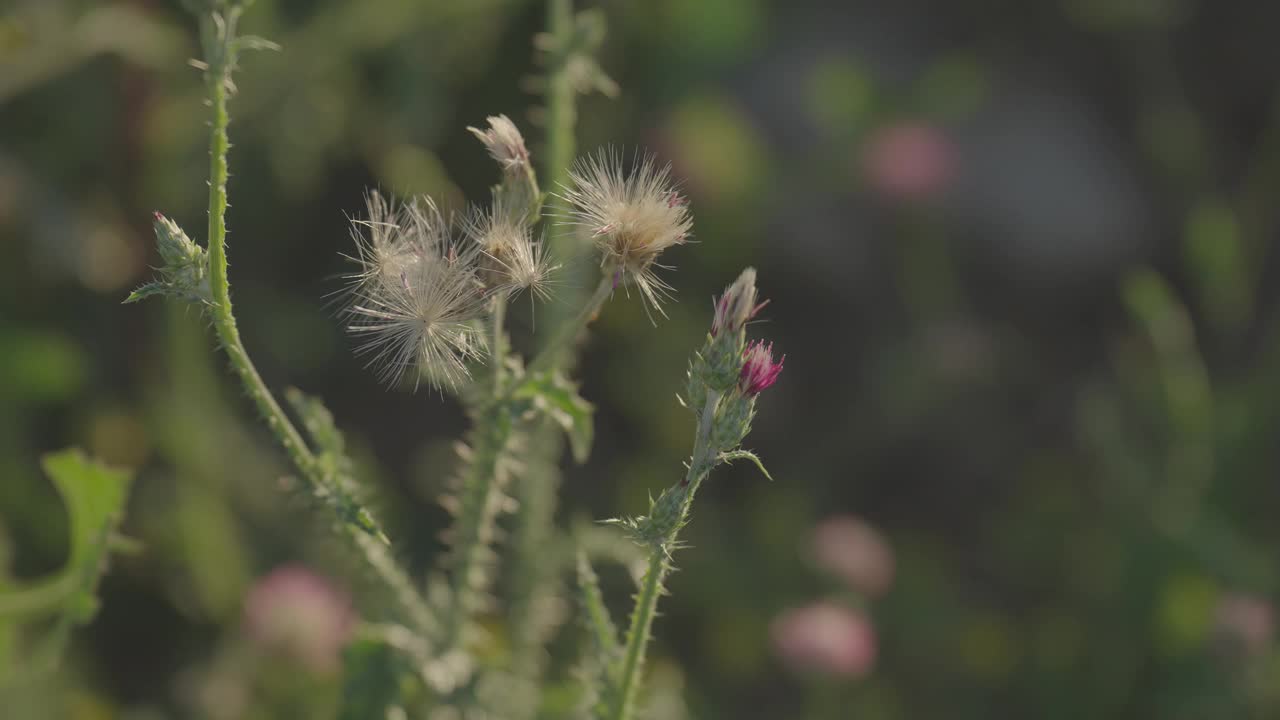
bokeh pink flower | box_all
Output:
[770,601,877,677]
[861,121,955,202]
[1213,592,1274,658]
[810,515,894,598]
[243,565,355,674]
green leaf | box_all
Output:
[41,450,133,568]
[338,636,406,720]
[514,372,595,463]
[716,449,774,481]
[0,450,133,674]
[122,281,172,304]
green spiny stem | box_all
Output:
[443,403,515,649]
[611,391,722,720]
[507,425,565,672]
[195,10,431,635]
[491,294,508,395]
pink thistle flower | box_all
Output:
[739,340,784,396]
[243,565,354,675]
[771,601,877,677]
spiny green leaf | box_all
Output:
[285,388,390,545]
[122,282,171,304]
[717,449,774,482]
[576,551,621,660]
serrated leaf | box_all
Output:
[576,551,620,660]
[514,372,595,463]
[717,449,774,481]
[285,388,390,545]
[122,281,173,304]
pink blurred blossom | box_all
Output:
[771,601,877,677]
[810,515,894,598]
[861,121,955,202]
[243,565,354,674]
[1213,592,1274,658]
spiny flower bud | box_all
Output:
[124,212,211,305]
[710,390,754,451]
[739,340,784,396]
[711,267,767,338]
[702,269,770,392]
[467,115,530,174]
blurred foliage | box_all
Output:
[4,0,1280,718]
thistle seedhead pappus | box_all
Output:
[559,149,692,317]
[342,192,491,391]
[462,201,556,303]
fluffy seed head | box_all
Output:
[462,202,556,302]
[739,340,784,396]
[467,114,530,173]
[560,149,693,315]
[344,192,489,390]
[344,190,448,297]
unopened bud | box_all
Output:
[467,115,530,174]
[125,213,210,305]
[711,267,766,338]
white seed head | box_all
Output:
[344,192,489,391]
[462,202,557,302]
[344,190,449,297]
[559,149,692,316]
[467,114,530,173]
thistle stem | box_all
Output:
[526,271,614,377]
[491,294,508,395]
[611,391,722,720]
[543,0,575,211]
[194,10,432,636]
[443,403,514,648]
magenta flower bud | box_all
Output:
[243,565,354,674]
[738,340,784,396]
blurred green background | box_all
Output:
[4,0,1280,717]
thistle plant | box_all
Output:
[123,0,784,716]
